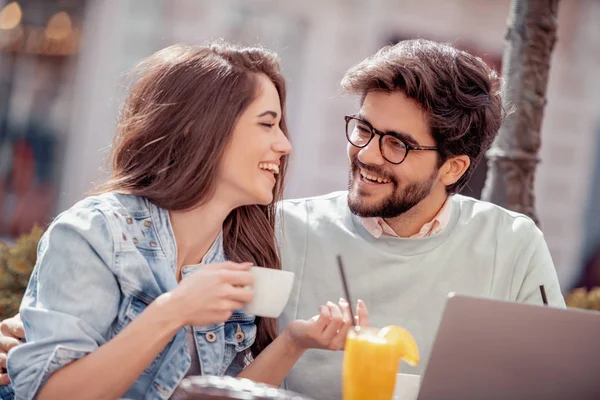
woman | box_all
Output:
[2,41,366,400]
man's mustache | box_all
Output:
[351,157,396,184]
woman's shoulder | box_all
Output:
[31,194,131,278]
[46,192,150,245]
[69,192,147,214]
[55,192,151,225]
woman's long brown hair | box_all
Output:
[99,41,289,355]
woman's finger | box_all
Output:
[222,270,254,287]
[327,298,352,348]
[0,317,24,341]
[6,317,24,339]
[357,299,370,327]
[0,336,21,354]
[312,306,331,333]
[0,352,9,385]
[221,300,247,312]
[205,262,253,271]
[321,302,345,343]
[226,286,255,304]
[338,298,353,326]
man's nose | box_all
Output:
[358,135,385,166]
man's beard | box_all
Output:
[347,156,437,219]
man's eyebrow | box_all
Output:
[358,114,419,146]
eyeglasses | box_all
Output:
[345,115,438,164]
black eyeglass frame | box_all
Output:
[344,114,438,164]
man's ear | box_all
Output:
[439,155,470,187]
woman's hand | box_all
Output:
[163,261,255,327]
[231,299,369,387]
[0,313,25,385]
[284,298,370,351]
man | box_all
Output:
[1,39,564,400]
[276,39,564,399]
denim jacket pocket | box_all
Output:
[219,313,256,375]
[224,313,256,352]
[194,322,225,376]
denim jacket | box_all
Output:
[6,193,257,400]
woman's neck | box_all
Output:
[169,198,234,275]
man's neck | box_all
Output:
[383,192,449,238]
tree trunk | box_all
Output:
[481,0,560,225]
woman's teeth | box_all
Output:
[360,170,390,184]
[259,163,280,174]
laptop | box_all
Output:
[416,293,600,400]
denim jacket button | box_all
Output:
[235,323,245,343]
[205,331,217,343]
[235,331,245,343]
[144,220,152,227]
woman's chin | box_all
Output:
[258,193,275,206]
[255,189,275,206]
[239,189,274,207]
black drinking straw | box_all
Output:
[539,285,548,306]
[337,255,357,327]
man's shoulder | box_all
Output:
[454,194,541,236]
[281,190,348,205]
[279,191,348,216]
[276,191,350,236]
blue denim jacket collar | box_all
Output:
[145,197,178,272]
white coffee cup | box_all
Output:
[242,267,295,318]
[393,373,421,400]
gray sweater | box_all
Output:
[277,191,565,400]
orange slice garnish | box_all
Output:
[378,325,420,366]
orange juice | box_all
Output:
[343,327,400,400]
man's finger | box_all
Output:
[0,353,6,369]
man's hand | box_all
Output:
[0,314,25,385]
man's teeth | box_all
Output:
[259,163,280,174]
[360,170,390,183]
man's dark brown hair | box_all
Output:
[341,39,504,193]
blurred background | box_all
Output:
[0,0,599,294]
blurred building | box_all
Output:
[0,0,85,240]
[1,0,599,292]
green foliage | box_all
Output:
[565,287,600,311]
[0,226,43,319]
